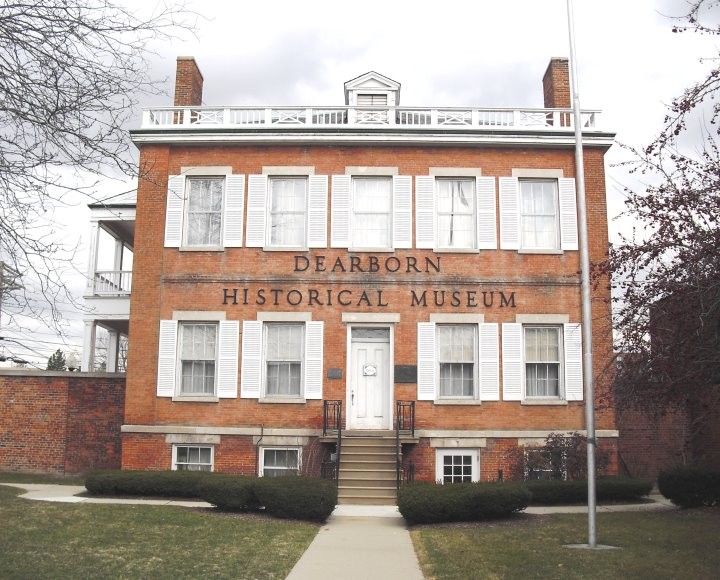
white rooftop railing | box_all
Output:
[141,106,599,131]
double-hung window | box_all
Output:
[436,179,476,249]
[246,174,327,249]
[265,324,303,397]
[499,176,578,251]
[179,322,217,395]
[520,180,559,250]
[437,325,476,398]
[415,175,496,251]
[156,319,240,399]
[260,448,301,477]
[352,177,392,248]
[173,445,213,471]
[524,326,561,397]
[331,173,412,250]
[185,178,223,246]
[240,320,324,401]
[268,177,307,247]
[501,322,583,402]
[164,171,245,249]
[417,321,499,402]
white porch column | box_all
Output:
[106,329,119,372]
[85,222,99,294]
[82,320,96,372]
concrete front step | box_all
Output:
[338,485,397,498]
[341,459,396,470]
[337,495,397,506]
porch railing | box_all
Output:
[93,270,132,295]
[395,400,416,490]
[322,400,342,484]
[142,105,599,132]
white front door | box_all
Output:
[349,327,391,430]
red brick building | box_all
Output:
[120,57,617,503]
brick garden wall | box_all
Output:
[0,370,125,476]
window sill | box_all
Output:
[433,248,480,254]
[178,246,224,252]
[517,248,563,255]
[521,398,568,406]
[262,246,309,252]
[434,399,481,405]
[259,397,307,404]
[172,395,220,403]
[349,247,394,253]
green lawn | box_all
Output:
[0,485,318,579]
[412,510,720,580]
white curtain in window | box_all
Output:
[437,179,474,248]
[266,325,303,396]
[269,178,306,246]
[525,326,560,396]
[437,325,475,397]
[353,178,391,248]
[520,181,558,249]
[180,323,217,394]
[186,178,223,246]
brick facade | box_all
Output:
[122,59,618,483]
[0,371,125,475]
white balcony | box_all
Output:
[92,270,132,295]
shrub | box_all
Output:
[658,466,720,507]
[526,478,653,505]
[85,470,208,498]
[198,475,258,512]
[254,476,337,522]
[398,482,530,525]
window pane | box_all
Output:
[520,180,558,249]
[269,178,306,246]
[437,179,475,248]
[438,325,475,397]
[180,324,217,395]
[175,446,212,471]
[525,327,561,397]
[263,449,300,477]
[186,178,223,246]
[441,454,473,483]
[353,178,391,248]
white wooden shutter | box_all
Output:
[502,323,523,401]
[415,176,436,249]
[223,175,245,247]
[331,175,351,248]
[164,175,185,247]
[417,322,436,401]
[304,321,324,399]
[479,323,500,401]
[157,320,177,397]
[476,176,497,250]
[499,177,520,250]
[240,321,262,398]
[559,178,579,251]
[393,175,412,249]
[245,175,267,247]
[217,321,239,398]
[307,175,328,248]
[564,323,583,401]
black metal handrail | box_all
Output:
[395,400,416,490]
[323,400,342,484]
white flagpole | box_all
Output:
[566,0,597,548]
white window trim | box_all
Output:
[437,323,478,401]
[518,179,561,252]
[259,446,302,477]
[435,448,480,483]
[266,176,309,250]
[172,444,214,471]
[176,321,219,399]
[523,325,565,401]
[262,322,305,400]
[350,175,394,251]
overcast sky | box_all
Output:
[3,0,718,367]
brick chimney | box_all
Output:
[542,57,571,109]
[174,56,204,107]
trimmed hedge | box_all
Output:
[254,476,337,522]
[398,482,531,525]
[527,477,653,505]
[658,466,720,508]
[85,470,208,498]
[85,470,336,521]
